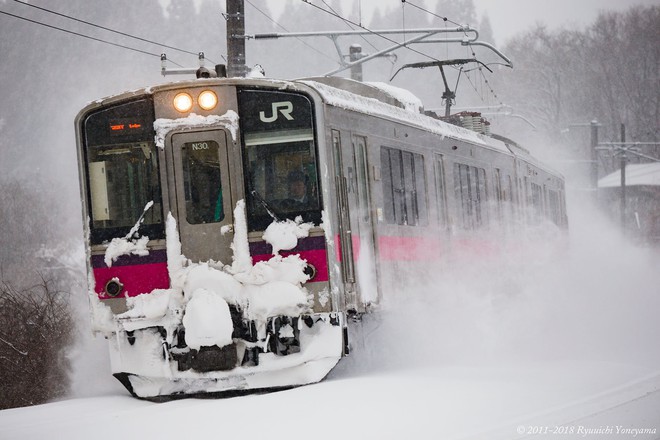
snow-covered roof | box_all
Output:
[298,79,511,155]
[598,163,660,188]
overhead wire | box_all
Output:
[10,0,223,64]
[401,1,465,28]
[245,0,339,65]
[404,0,504,108]
[320,0,383,56]
[0,9,184,67]
[300,0,441,63]
[466,44,504,107]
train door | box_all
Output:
[169,129,235,263]
[351,135,379,307]
[331,131,379,313]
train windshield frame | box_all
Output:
[238,89,322,231]
[82,98,164,245]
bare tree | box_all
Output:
[0,277,73,409]
[494,5,659,171]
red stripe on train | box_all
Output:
[93,262,170,299]
[252,249,329,282]
[335,234,443,261]
[377,235,442,261]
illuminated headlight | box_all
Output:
[173,92,193,113]
[198,90,218,111]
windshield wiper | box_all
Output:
[250,189,281,222]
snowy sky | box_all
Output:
[263,0,660,45]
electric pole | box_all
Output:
[620,123,627,230]
[590,120,600,192]
[226,0,247,77]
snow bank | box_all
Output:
[153,110,239,149]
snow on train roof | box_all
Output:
[598,162,660,188]
[298,79,510,154]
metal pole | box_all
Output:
[349,44,363,81]
[620,123,626,230]
[226,0,246,77]
[590,120,599,192]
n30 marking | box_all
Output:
[191,142,209,150]
[259,101,294,123]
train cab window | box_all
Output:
[238,89,321,232]
[453,163,489,230]
[182,141,224,224]
[83,98,164,244]
[381,147,428,226]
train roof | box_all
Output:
[80,76,561,177]
[598,163,660,188]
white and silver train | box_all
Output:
[75,74,567,399]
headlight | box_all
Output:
[198,90,218,111]
[173,92,193,112]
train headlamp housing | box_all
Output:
[105,279,124,297]
[198,90,218,111]
[173,92,193,113]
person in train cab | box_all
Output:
[286,170,309,204]
[278,169,318,214]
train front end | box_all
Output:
[75,79,345,399]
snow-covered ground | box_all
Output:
[0,360,658,439]
[1,194,659,439]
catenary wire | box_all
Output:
[11,0,222,64]
[402,1,465,28]
[320,0,382,56]
[300,0,440,63]
[244,0,339,65]
[0,9,184,67]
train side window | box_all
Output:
[434,155,448,227]
[547,189,561,225]
[530,182,543,224]
[354,136,371,223]
[402,151,417,224]
[381,147,426,226]
[182,141,224,224]
[453,163,488,230]
[495,168,503,221]
[413,152,429,226]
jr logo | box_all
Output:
[259,101,294,123]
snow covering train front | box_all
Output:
[75,78,347,399]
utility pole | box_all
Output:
[620,123,627,230]
[349,44,363,81]
[226,0,247,78]
[590,120,600,192]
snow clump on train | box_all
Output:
[96,199,315,351]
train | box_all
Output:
[75,73,567,399]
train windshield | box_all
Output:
[82,99,164,244]
[238,89,322,231]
